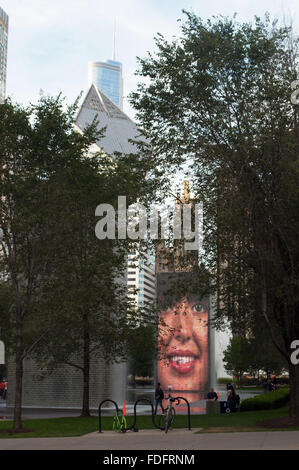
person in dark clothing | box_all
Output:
[266,378,274,391]
[227,385,240,407]
[263,380,268,392]
[227,385,236,402]
[154,383,165,414]
[206,388,218,400]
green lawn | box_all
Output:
[237,385,289,392]
[195,406,297,433]
[0,406,298,438]
[237,387,264,391]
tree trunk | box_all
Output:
[13,313,23,432]
[289,363,299,418]
[80,312,90,417]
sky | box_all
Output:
[1,0,298,119]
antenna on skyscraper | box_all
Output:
[112,18,116,61]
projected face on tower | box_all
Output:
[157,274,209,402]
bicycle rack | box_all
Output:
[174,396,192,430]
[98,399,120,433]
[98,396,192,433]
[126,398,161,432]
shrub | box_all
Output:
[278,376,289,385]
[240,388,290,411]
[217,377,235,384]
[239,377,258,386]
[134,376,154,387]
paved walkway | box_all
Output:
[0,428,299,450]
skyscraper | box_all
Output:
[87,59,123,110]
[0,6,8,103]
[127,250,156,307]
[87,23,123,109]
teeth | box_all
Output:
[171,356,194,364]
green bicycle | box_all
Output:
[112,409,127,433]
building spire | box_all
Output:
[183,180,190,203]
[112,18,116,61]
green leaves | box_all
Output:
[131,10,299,414]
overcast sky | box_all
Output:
[1,0,298,118]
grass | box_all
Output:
[0,416,99,439]
[237,386,263,391]
[195,406,299,433]
[0,406,298,438]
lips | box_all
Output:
[168,349,199,374]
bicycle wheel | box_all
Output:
[112,414,119,431]
[113,411,124,432]
[120,415,127,433]
[165,408,175,434]
[158,413,166,430]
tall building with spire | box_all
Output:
[87,23,123,109]
[88,59,123,109]
[0,5,8,103]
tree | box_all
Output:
[0,281,13,380]
[130,12,299,416]
[0,95,101,430]
[0,92,161,423]
[224,330,287,385]
[31,149,155,417]
[127,324,156,379]
[246,320,288,379]
[223,336,250,386]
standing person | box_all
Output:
[3,380,7,400]
[263,379,268,392]
[0,380,4,399]
[154,383,165,415]
[227,385,236,402]
[266,378,273,391]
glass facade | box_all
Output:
[0,7,8,103]
[88,59,123,109]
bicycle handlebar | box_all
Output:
[166,395,180,405]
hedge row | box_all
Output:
[218,376,290,386]
[240,388,290,411]
[217,377,235,384]
[217,377,257,386]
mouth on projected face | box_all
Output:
[167,349,200,374]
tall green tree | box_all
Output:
[247,330,287,378]
[0,94,160,425]
[223,336,250,386]
[127,324,156,379]
[0,95,102,430]
[130,12,299,416]
[31,150,156,417]
[223,331,287,385]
